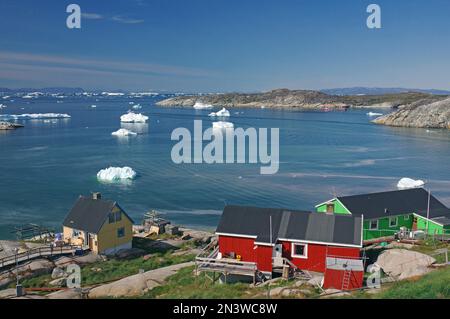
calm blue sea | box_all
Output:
[1,95,449,239]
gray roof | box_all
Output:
[336,188,450,220]
[431,215,450,226]
[63,196,133,234]
[216,206,362,247]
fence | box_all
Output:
[0,245,82,269]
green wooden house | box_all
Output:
[315,188,450,240]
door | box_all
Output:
[412,217,418,231]
[89,234,95,250]
[272,244,283,267]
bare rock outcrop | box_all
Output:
[373,97,450,129]
[375,249,436,280]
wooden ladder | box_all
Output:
[341,269,352,290]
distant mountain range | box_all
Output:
[321,87,450,96]
[0,87,85,94]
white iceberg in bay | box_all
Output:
[209,107,230,117]
[111,128,137,137]
[0,104,6,109]
[193,101,213,109]
[102,92,125,96]
[0,113,71,120]
[120,112,148,123]
[132,104,142,110]
[97,166,137,182]
[212,121,234,129]
[397,177,425,190]
[91,105,97,108]
[367,112,383,117]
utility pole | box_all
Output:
[426,190,431,235]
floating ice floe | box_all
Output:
[193,101,213,109]
[0,104,6,109]
[0,113,71,120]
[397,177,425,190]
[209,107,230,117]
[91,105,97,108]
[97,166,137,182]
[102,92,125,96]
[367,112,383,117]
[132,104,142,110]
[111,128,137,137]
[120,112,149,123]
[212,121,234,129]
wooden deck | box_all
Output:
[195,257,259,283]
[0,245,84,269]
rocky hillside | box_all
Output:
[373,97,450,129]
[156,89,445,110]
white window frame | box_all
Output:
[369,219,378,230]
[389,217,398,227]
[291,243,308,259]
[404,215,410,220]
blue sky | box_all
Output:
[0,0,449,92]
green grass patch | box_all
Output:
[376,267,450,299]
[81,251,195,285]
[18,251,195,288]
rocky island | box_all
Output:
[373,97,450,129]
[0,121,24,130]
[157,89,446,110]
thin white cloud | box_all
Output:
[81,13,104,20]
[0,51,215,78]
[111,16,145,24]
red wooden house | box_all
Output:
[215,206,364,290]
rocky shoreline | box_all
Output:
[373,97,450,129]
[156,89,446,110]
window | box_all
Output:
[72,229,80,237]
[404,215,410,220]
[369,220,378,230]
[326,204,334,213]
[117,227,125,238]
[115,211,122,222]
[291,243,308,259]
[389,217,398,227]
[109,213,115,224]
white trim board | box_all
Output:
[216,232,257,239]
[278,238,362,249]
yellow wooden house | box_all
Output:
[62,193,134,255]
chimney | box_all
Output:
[92,192,101,200]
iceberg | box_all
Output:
[111,128,137,136]
[397,177,425,190]
[209,107,230,117]
[212,121,234,129]
[132,104,142,110]
[0,113,71,120]
[0,104,6,109]
[120,112,148,123]
[193,101,213,109]
[102,92,125,96]
[97,166,137,182]
[91,105,97,108]
[367,112,383,117]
